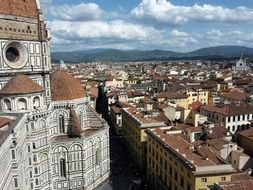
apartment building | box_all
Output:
[122,107,166,171]
[146,128,236,190]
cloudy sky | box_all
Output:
[40,0,253,52]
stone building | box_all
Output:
[0,1,110,190]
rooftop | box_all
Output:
[51,70,85,101]
[212,179,253,190]
[201,103,253,116]
[0,0,38,19]
[0,75,44,95]
[149,128,229,168]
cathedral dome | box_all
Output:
[0,75,44,95]
[50,70,85,101]
[0,0,38,18]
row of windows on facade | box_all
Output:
[4,97,42,111]
[24,114,85,134]
[208,112,253,122]
[0,26,36,34]
[227,124,251,132]
[11,154,102,189]
[28,43,48,54]
[57,150,101,178]
[148,156,227,190]
[147,139,228,190]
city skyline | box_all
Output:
[40,0,253,52]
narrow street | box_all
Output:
[98,123,143,190]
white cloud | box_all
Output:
[49,20,160,40]
[170,30,189,37]
[207,30,223,36]
[48,19,167,51]
[205,30,253,47]
[131,0,253,26]
[50,3,104,21]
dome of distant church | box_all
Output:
[0,0,38,18]
[50,70,85,101]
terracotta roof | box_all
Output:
[189,101,202,110]
[51,70,85,101]
[239,128,253,139]
[220,91,250,101]
[157,92,187,99]
[151,128,225,167]
[0,117,12,128]
[68,109,81,137]
[141,97,152,104]
[215,179,253,190]
[87,87,98,98]
[207,125,229,139]
[201,104,253,116]
[0,0,38,18]
[111,106,121,114]
[231,172,252,181]
[0,75,44,95]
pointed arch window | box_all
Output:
[78,112,83,128]
[59,158,67,178]
[95,148,100,165]
[59,115,65,133]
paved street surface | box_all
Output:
[98,128,141,190]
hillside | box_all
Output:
[51,46,253,63]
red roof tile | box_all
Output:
[51,70,85,101]
[0,0,38,18]
[0,117,12,128]
[0,75,44,95]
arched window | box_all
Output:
[17,98,27,110]
[34,167,38,174]
[37,120,46,131]
[78,112,83,128]
[59,115,65,133]
[95,148,100,165]
[40,153,49,183]
[95,140,101,165]
[70,145,82,171]
[35,178,39,185]
[4,99,11,111]
[33,154,37,162]
[33,97,40,108]
[59,158,66,177]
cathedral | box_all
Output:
[233,51,249,71]
[0,1,110,190]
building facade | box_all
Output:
[200,104,253,134]
[0,1,110,190]
[122,107,166,171]
[146,128,236,190]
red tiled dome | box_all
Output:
[50,70,85,101]
[0,75,44,95]
[0,0,38,18]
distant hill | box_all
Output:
[51,46,253,63]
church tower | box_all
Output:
[0,0,51,103]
